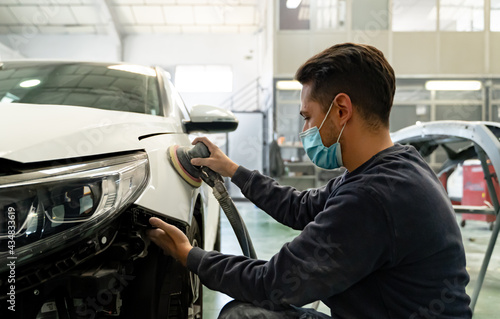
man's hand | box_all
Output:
[146,217,193,267]
[191,137,239,178]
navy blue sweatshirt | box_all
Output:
[187,144,472,318]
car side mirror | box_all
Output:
[183,105,239,133]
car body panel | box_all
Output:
[0,102,182,163]
[135,133,200,225]
[391,120,500,179]
[203,190,221,250]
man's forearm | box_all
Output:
[231,166,321,230]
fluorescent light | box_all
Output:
[425,80,482,91]
[276,80,302,90]
[108,65,156,77]
[19,79,41,88]
[286,0,302,9]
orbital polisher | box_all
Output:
[167,142,257,259]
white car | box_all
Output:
[0,61,238,319]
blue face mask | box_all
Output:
[299,101,346,170]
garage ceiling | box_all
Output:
[0,0,263,36]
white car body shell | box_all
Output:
[0,102,220,250]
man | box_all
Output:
[148,43,472,318]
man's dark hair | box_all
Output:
[295,43,395,129]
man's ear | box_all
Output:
[333,93,353,125]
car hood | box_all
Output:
[0,103,182,163]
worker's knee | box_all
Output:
[217,300,288,319]
[218,301,264,319]
[217,300,330,319]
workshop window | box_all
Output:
[435,90,483,101]
[315,0,346,30]
[435,105,482,121]
[352,0,389,30]
[491,0,500,31]
[439,0,484,31]
[279,0,311,30]
[491,84,500,121]
[174,65,232,93]
[392,0,437,31]
[492,85,500,100]
[276,88,302,147]
[394,86,431,101]
[492,104,500,122]
[390,104,431,132]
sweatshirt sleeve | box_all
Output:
[231,166,339,230]
[187,186,393,311]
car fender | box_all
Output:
[136,133,220,250]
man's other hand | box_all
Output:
[147,217,193,267]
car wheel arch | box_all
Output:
[192,194,205,250]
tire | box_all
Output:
[185,217,203,319]
[121,218,203,319]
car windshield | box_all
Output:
[0,62,162,116]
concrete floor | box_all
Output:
[202,201,500,319]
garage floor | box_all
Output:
[202,201,500,319]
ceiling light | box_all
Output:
[19,79,41,88]
[286,0,302,9]
[276,80,302,90]
[425,80,482,91]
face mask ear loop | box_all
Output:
[336,122,347,143]
[318,99,335,131]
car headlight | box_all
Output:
[0,152,149,270]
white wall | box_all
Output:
[273,4,498,78]
[124,34,259,108]
[257,1,274,109]
[0,34,120,62]
[274,30,496,77]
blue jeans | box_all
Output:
[218,301,332,319]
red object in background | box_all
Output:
[461,162,498,223]
[439,169,462,205]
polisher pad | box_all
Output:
[167,145,203,188]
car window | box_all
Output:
[160,70,190,122]
[0,62,162,116]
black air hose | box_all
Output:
[212,180,257,259]
[169,142,257,259]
